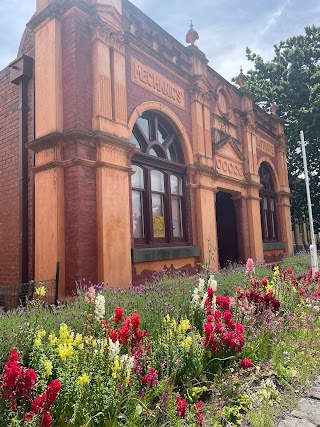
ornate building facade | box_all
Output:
[0,0,293,294]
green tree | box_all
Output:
[243,25,320,229]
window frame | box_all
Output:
[132,154,188,247]
[259,163,278,242]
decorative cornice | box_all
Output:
[26,130,137,156]
[27,0,91,30]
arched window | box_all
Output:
[259,162,278,241]
[131,112,186,246]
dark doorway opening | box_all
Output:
[216,191,239,268]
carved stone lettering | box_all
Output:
[256,139,275,156]
[131,58,185,109]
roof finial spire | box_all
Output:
[186,20,199,45]
[236,66,247,88]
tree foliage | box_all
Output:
[243,25,320,229]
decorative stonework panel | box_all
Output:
[99,75,112,119]
[131,58,185,109]
[256,139,275,156]
[214,155,244,180]
[35,148,57,167]
[114,82,127,123]
[100,145,128,168]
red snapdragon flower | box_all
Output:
[240,358,253,369]
[176,396,187,418]
[24,380,61,426]
[141,368,158,388]
[114,307,123,323]
[109,330,118,343]
[192,400,204,426]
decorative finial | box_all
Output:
[235,66,247,88]
[271,102,279,115]
[186,20,199,45]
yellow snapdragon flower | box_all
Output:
[34,329,46,347]
[273,266,280,277]
[178,319,191,334]
[163,314,171,325]
[57,343,73,361]
[48,333,58,346]
[181,336,193,349]
[43,359,53,377]
[59,323,69,342]
[112,359,120,379]
[35,286,46,297]
[125,369,131,385]
[78,374,90,385]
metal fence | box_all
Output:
[0,264,60,311]
[0,279,58,311]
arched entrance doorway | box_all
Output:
[216,191,239,268]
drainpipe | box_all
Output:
[9,55,34,284]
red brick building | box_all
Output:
[0,0,293,295]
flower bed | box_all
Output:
[0,254,320,426]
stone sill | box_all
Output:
[263,241,285,251]
[132,245,200,263]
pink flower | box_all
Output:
[245,258,255,277]
[85,286,95,304]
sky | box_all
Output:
[1,0,320,82]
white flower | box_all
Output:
[94,294,105,319]
[198,278,205,292]
[108,339,120,360]
[208,275,217,291]
[201,292,208,309]
[121,354,135,371]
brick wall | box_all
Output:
[62,9,92,132]
[62,8,97,291]
[0,28,35,286]
[0,68,21,285]
[63,143,97,292]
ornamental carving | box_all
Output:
[190,83,214,106]
[214,155,244,180]
[91,14,125,53]
[241,112,256,132]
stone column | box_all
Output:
[90,4,133,287]
[96,140,135,287]
[245,189,264,262]
[32,7,65,293]
[233,195,250,263]
[193,170,218,270]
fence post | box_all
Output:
[55,262,60,305]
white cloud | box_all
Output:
[259,0,291,36]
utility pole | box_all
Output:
[300,130,319,277]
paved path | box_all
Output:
[279,376,320,427]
